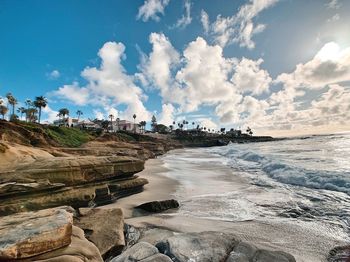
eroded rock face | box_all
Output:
[1,155,144,187]
[155,231,238,262]
[0,208,73,260]
[75,207,125,258]
[20,226,103,262]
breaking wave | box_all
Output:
[213,133,350,195]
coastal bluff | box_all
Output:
[0,121,181,215]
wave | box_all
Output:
[217,146,350,195]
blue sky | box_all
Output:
[0,0,349,136]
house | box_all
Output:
[110,119,140,133]
[53,117,79,127]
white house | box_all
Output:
[110,119,140,133]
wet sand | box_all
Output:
[108,149,348,262]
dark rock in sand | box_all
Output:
[75,207,124,258]
[226,242,258,261]
[110,242,159,262]
[253,249,296,262]
[124,224,142,248]
[135,199,179,213]
[155,231,238,262]
[140,253,173,262]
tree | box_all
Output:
[58,108,69,119]
[246,127,253,136]
[25,99,32,122]
[0,105,8,119]
[109,114,114,132]
[17,107,26,120]
[101,120,110,131]
[76,110,83,121]
[26,108,38,122]
[6,93,17,121]
[139,121,146,133]
[33,96,47,123]
[154,124,169,134]
[132,114,137,133]
[151,115,157,132]
[220,128,226,134]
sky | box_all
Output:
[0,0,349,136]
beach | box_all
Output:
[112,147,349,262]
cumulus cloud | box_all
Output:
[137,0,170,22]
[158,103,176,125]
[172,0,192,29]
[200,10,209,34]
[138,34,272,125]
[326,0,341,9]
[53,42,151,121]
[47,70,60,80]
[276,42,350,90]
[41,105,58,123]
[203,0,279,49]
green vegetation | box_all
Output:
[46,126,93,147]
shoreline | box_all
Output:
[119,148,348,262]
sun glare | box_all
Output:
[316,42,341,61]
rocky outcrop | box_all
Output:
[0,208,73,260]
[328,245,350,262]
[20,226,103,262]
[156,231,237,262]
[111,242,172,262]
[135,199,179,213]
[75,207,125,258]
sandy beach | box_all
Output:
[108,148,348,262]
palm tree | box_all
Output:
[24,99,32,122]
[33,96,47,123]
[132,114,137,133]
[17,107,26,120]
[6,93,17,120]
[192,122,195,129]
[246,127,253,136]
[109,114,114,132]
[58,108,69,119]
[76,110,83,121]
[26,108,38,122]
[0,105,8,119]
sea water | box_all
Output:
[161,132,350,243]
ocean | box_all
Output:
[158,133,350,260]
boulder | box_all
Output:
[253,250,296,262]
[111,242,159,262]
[155,231,238,262]
[328,245,350,262]
[75,207,124,258]
[0,208,73,260]
[140,253,173,262]
[20,226,103,262]
[139,228,175,246]
[226,242,258,261]
[135,199,179,213]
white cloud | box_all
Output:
[276,42,350,90]
[232,58,271,95]
[200,10,209,34]
[53,82,90,106]
[204,0,279,49]
[199,118,218,130]
[158,103,176,125]
[327,13,340,22]
[47,70,60,80]
[326,0,341,9]
[137,0,170,22]
[172,0,192,29]
[53,41,151,121]
[41,105,58,123]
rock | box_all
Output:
[226,253,250,262]
[124,224,141,248]
[111,242,159,262]
[231,242,257,260]
[75,207,124,258]
[140,253,173,262]
[139,228,175,246]
[20,226,103,262]
[0,208,73,260]
[328,245,350,262]
[0,179,65,196]
[135,199,179,213]
[0,155,145,187]
[253,249,295,262]
[155,231,238,262]
[93,186,113,206]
